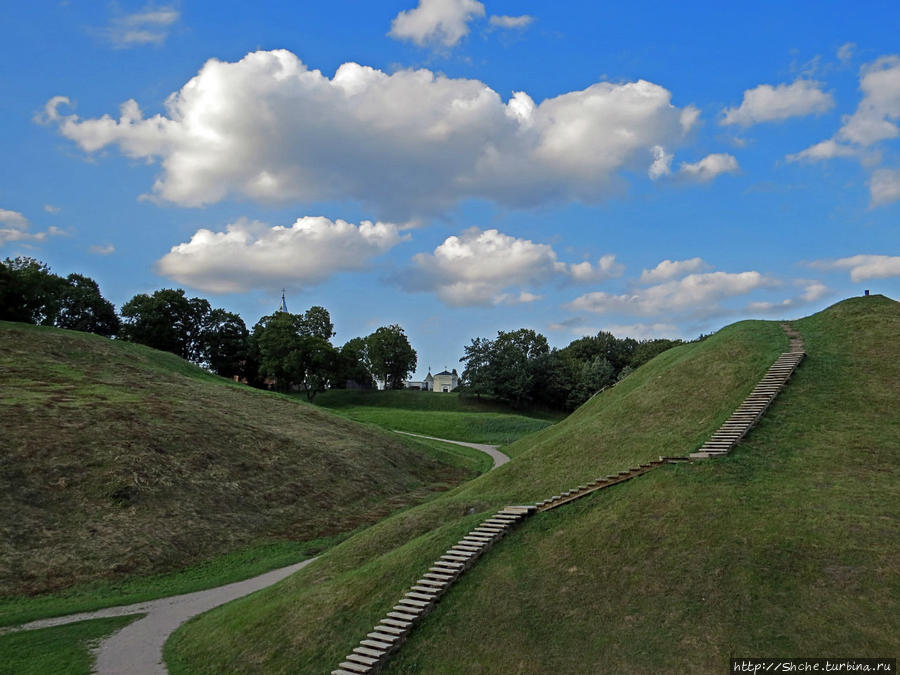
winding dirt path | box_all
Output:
[5,557,316,674]
[394,431,510,469]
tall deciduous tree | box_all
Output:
[1,257,118,336]
[251,306,338,399]
[119,289,205,360]
[366,324,417,389]
[203,308,250,377]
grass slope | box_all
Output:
[0,322,477,617]
[387,295,900,672]
[312,389,562,449]
[167,316,798,672]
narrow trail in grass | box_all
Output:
[394,431,510,469]
[4,557,315,674]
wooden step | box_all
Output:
[387,610,419,622]
[337,661,371,674]
[361,638,394,651]
[381,617,413,630]
[367,631,401,644]
[341,652,378,672]
[354,645,387,659]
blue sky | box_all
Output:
[2,1,899,379]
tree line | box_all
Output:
[460,328,684,411]
[1,257,416,399]
[2,257,683,409]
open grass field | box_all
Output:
[168,299,892,673]
[311,389,563,449]
[0,322,481,625]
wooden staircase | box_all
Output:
[331,505,536,675]
[536,456,689,512]
[689,323,804,459]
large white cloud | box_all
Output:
[156,216,407,293]
[809,254,900,282]
[389,0,485,47]
[678,153,739,182]
[566,271,776,317]
[722,79,834,127]
[45,49,699,219]
[869,168,900,206]
[400,227,622,306]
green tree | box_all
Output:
[1,258,118,336]
[251,307,338,399]
[55,273,120,337]
[459,336,494,399]
[119,289,206,360]
[366,324,417,389]
[203,309,250,377]
[0,257,64,325]
[490,328,549,408]
[332,337,374,389]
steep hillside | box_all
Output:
[167,315,817,672]
[383,295,899,672]
[0,322,476,602]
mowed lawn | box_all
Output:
[311,390,564,450]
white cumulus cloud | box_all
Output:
[400,227,621,306]
[45,49,700,219]
[869,168,900,206]
[389,0,485,47]
[678,153,739,181]
[809,254,900,282]
[721,79,834,127]
[639,257,710,284]
[791,55,900,163]
[156,216,407,293]
[566,271,776,318]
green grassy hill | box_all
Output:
[311,389,563,448]
[0,322,481,619]
[164,299,900,673]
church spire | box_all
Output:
[278,288,288,313]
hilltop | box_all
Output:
[166,296,899,673]
[0,322,478,608]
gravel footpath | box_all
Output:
[5,557,316,674]
[393,431,510,469]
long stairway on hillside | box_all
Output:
[330,323,806,674]
[690,323,804,459]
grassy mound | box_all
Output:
[385,295,899,672]
[312,389,562,448]
[167,313,807,672]
[0,322,478,608]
